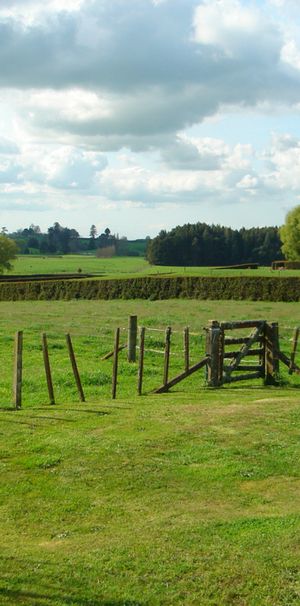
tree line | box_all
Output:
[146,223,283,266]
[2,223,118,255]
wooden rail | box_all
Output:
[153,357,208,394]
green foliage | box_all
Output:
[0,235,18,274]
[147,222,283,266]
[1,274,300,301]
[280,205,300,261]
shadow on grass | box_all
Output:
[0,410,111,420]
[0,587,142,606]
[59,409,112,416]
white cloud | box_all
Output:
[0,0,299,153]
[263,133,300,190]
[193,0,266,56]
[0,1,300,234]
[161,136,228,170]
[281,39,300,70]
[0,0,85,25]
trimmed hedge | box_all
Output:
[0,275,300,301]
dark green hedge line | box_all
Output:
[0,275,300,301]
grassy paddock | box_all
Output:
[1,389,300,604]
[1,299,300,605]
[0,298,300,407]
[9,255,300,279]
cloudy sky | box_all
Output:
[1,0,300,237]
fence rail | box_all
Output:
[2,315,300,407]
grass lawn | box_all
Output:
[1,389,300,605]
[8,255,300,279]
[0,299,300,604]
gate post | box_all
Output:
[128,315,137,363]
[206,320,223,387]
[264,322,279,385]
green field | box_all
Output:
[8,255,300,279]
[1,299,300,605]
[1,298,300,407]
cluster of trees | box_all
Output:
[146,223,283,266]
[3,223,117,255]
[2,206,300,273]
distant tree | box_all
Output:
[29,224,41,234]
[147,222,282,266]
[89,225,97,239]
[40,240,49,253]
[280,206,300,260]
[47,222,80,253]
[27,236,39,249]
[88,224,97,250]
[97,227,116,249]
[0,235,18,273]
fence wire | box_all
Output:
[1,321,300,408]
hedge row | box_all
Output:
[0,275,300,301]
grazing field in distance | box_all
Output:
[7,254,300,279]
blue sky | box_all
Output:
[1,0,300,237]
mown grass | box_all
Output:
[1,299,300,605]
[1,390,300,605]
[8,255,300,279]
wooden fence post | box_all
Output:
[13,331,23,409]
[163,326,172,389]
[128,315,137,363]
[289,327,299,375]
[206,321,223,387]
[42,333,55,405]
[184,327,190,373]
[264,322,279,385]
[65,334,85,402]
[138,327,145,395]
[112,328,120,399]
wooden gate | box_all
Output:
[205,320,279,387]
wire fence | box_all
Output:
[1,318,300,409]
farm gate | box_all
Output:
[205,320,280,387]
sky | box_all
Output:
[1,0,300,238]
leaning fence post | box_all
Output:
[163,326,172,389]
[65,334,85,402]
[289,327,300,375]
[42,333,55,405]
[184,327,190,373]
[112,328,120,399]
[13,331,23,409]
[128,315,137,363]
[264,322,279,385]
[138,327,146,395]
[206,320,222,387]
